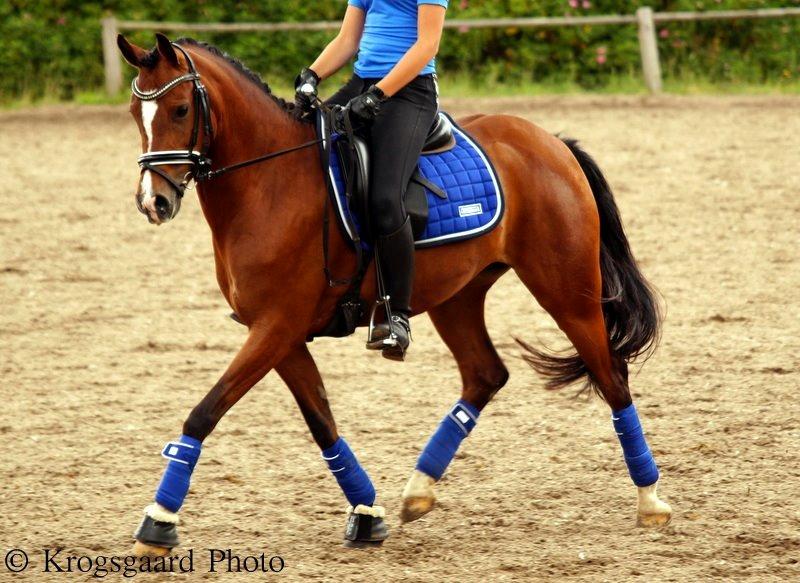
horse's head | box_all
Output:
[118,34,213,225]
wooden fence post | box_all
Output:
[636,7,662,94]
[101,16,122,95]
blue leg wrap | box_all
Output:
[322,437,376,507]
[416,399,480,481]
[154,435,202,513]
[613,403,659,487]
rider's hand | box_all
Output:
[294,67,320,112]
[346,85,387,126]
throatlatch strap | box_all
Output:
[612,403,660,487]
[416,399,480,481]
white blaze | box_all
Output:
[140,100,158,199]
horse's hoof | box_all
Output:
[343,505,389,548]
[134,513,179,551]
[400,496,435,523]
[400,470,436,523]
[343,538,386,549]
[132,541,171,557]
[637,510,672,527]
[636,482,672,527]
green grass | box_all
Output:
[3,73,800,110]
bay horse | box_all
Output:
[118,34,672,554]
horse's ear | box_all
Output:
[117,34,148,68]
[155,33,179,67]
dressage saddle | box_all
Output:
[336,112,456,240]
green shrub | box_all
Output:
[1,0,799,101]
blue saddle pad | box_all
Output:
[319,111,504,248]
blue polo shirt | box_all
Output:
[347,0,448,78]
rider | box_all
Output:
[294,0,448,361]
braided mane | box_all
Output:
[173,37,309,123]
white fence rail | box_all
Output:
[101,7,800,95]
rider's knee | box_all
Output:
[370,197,404,235]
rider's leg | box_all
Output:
[366,75,438,359]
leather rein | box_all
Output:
[132,42,324,197]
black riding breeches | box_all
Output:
[326,74,439,236]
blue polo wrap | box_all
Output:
[154,435,202,513]
[416,399,480,481]
[322,437,376,507]
[613,403,659,487]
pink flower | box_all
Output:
[596,54,607,65]
[57,16,67,25]
[459,0,469,9]
[569,0,578,8]
[458,25,470,33]
[659,28,669,38]
[582,0,592,8]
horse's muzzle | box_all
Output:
[137,192,180,224]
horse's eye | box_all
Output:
[175,104,190,119]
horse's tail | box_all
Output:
[519,138,662,395]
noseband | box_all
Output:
[132,44,213,197]
[131,42,325,198]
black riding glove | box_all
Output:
[331,85,387,133]
[347,84,387,125]
[294,67,320,112]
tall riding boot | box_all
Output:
[366,216,414,361]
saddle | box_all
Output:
[311,108,504,341]
[335,112,455,241]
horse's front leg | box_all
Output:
[132,324,293,556]
[275,343,388,547]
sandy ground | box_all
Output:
[1,95,798,582]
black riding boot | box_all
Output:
[366,217,414,360]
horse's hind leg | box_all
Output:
[401,269,510,522]
[276,344,388,547]
[511,224,671,526]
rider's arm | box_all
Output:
[376,4,446,97]
[309,6,365,79]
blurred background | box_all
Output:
[2,0,800,104]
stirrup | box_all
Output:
[366,294,394,349]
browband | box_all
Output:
[131,73,199,101]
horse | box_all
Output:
[117,33,672,554]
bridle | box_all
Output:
[132,42,324,198]
[133,43,213,196]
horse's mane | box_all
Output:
[172,37,309,123]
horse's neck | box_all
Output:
[197,80,316,239]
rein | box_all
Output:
[132,42,324,196]
[133,44,359,292]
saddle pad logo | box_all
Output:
[458,203,483,217]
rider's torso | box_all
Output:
[349,0,449,78]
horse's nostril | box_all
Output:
[154,195,171,218]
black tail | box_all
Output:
[519,138,662,395]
